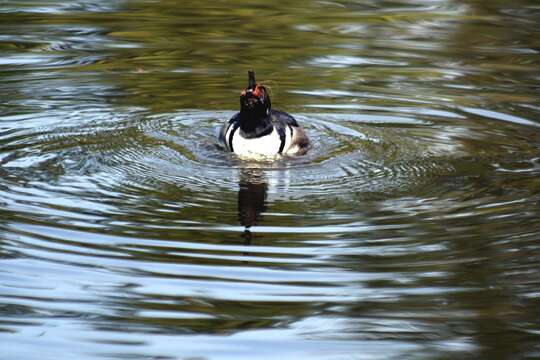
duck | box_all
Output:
[219,69,310,157]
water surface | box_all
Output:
[1,1,540,359]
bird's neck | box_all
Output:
[239,110,273,138]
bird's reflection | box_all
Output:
[237,168,268,245]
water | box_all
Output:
[1,1,540,359]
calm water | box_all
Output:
[1,1,540,359]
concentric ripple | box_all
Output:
[2,102,539,232]
[0,106,516,207]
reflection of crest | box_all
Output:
[237,169,268,245]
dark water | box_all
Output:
[1,1,540,359]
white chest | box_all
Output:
[232,128,284,157]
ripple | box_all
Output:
[309,55,408,68]
[0,0,124,14]
[461,107,540,128]
[2,105,538,218]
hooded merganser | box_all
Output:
[219,70,310,157]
